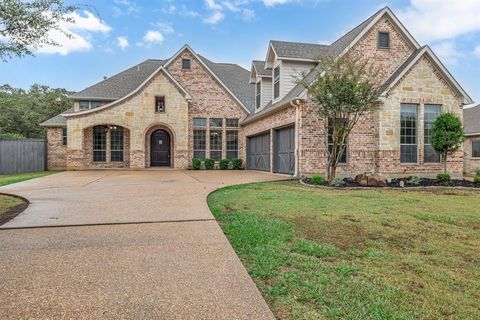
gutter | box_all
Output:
[241,99,293,125]
[465,132,480,137]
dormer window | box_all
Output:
[182,58,191,70]
[79,101,89,110]
[273,66,280,99]
[378,32,390,49]
[256,81,261,109]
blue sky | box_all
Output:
[1,0,479,104]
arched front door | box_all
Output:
[150,129,171,167]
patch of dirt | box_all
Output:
[0,193,29,226]
[292,216,373,250]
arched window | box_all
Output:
[110,126,124,162]
[93,126,107,162]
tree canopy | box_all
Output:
[431,112,464,173]
[0,0,76,61]
[0,84,73,138]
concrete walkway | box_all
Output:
[0,170,287,319]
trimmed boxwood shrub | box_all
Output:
[231,158,243,170]
[312,175,325,185]
[474,175,480,184]
[204,158,215,170]
[192,158,202,170]
[436,173,451,183]
[219,159,229,170]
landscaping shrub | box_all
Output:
[436,173,451,183]
[474,175,480,184]
[231,158,243,170]
[476,168,480,176]
[0,133,25,139]
[219,159,229,170]
[312,175,325,185]
[407,176,421,186]
[204,158,215,170]
[329,177,346,187]
[192,158,202,170]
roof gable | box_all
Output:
[464,104,480,135]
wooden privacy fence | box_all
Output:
[0,138,47,174]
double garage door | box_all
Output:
[246,125,295,175]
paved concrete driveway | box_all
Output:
[0,170,287,319]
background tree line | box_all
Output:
[0,84,73,138]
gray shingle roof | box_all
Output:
[69,59,167,100]
[464,105,480,135]
[252,60,271,77]
[40,107,74,127]
[270,40,331,60]
[198,55,255,112]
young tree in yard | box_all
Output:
[431,112,464,173]
[0,0,76,61]
[301,55,383,181]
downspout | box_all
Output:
[290,99,304,178]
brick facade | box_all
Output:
[464,136,480,174]
[46,128,67,170]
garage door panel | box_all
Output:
[274,126,295,175]
[247,132,270,171]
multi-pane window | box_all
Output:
[182,59,191,70]
[193,130,206,159]
[93,126,107,162]
[256,81,261,109]
[193,118,206,127]
[327,118,347,163]
[62,127,67,146]
[400,104,418,163]
[472,141,480,158]
[110,126,124,162]
[210,130,222,160]
[91,101,102,109]
[378,32,390,48]
[210,118,223,128]
[226,119,238,127]
[226,131,238,159]
[273,66,280,99]
[424,104,441,163]
[155,96,165,113]
[79,101,89,110]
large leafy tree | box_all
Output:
[0,0,76,61]
[301,55,383,181]
[431,112,464,173]
[0,84,73,138]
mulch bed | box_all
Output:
[0,193,29,226]
[302,177,480,189]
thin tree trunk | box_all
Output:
[443,154,447,173]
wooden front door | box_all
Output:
[150,130,171,167]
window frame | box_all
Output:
[209,130,222,160]
[256,81,261,109]
[472,140,480,158]
[378,31,390,49]
[182,58,191,70]
[90,101,102,109]
[193,117,207,128]
[273,66,280,99]
[62,127,67,146]
[400,103,418,164]
[110,126,124,162]
[424,104,442,163]
[193,129,206,160]
[155,96,166,113]
[226,130,238,159]
[93,125,107,162]
[79,101,90,111]
[226,119,238,128]
[209,118,223,128]
[327,117,347,164]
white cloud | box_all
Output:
[162,5,177,14]
[117,36,129,50]
[431,41,463,65]
[140,30,164,46]
[112,0,139,16]
[179,5,200,17]
[263,0,293,6]
[203,11,225,24]
[36,10,111,55]
[205,0,223,11]
[152,22,174,34]
[242,8,255,21]
[474,45,480,57]
[398,0,480,43]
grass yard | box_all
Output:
[208,181,480,319]
[0,194,25,225]
[0,171,57,187]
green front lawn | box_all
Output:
[208,181,480,319]
[0,171,57,187]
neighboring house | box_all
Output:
[42,6,473,177]
[463,105,480,174]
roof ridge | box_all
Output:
[271,39,330,47]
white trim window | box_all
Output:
[472,140,480,158]
[400,103,418,163]
[273,66,280,99]
[256,81,261,109]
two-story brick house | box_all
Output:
[42,6,473,177]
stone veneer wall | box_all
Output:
[46,127,67,170]
[65,71,189,169]
[166,49,247,164]
[464,136,480,174]
[379,56,464,176]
